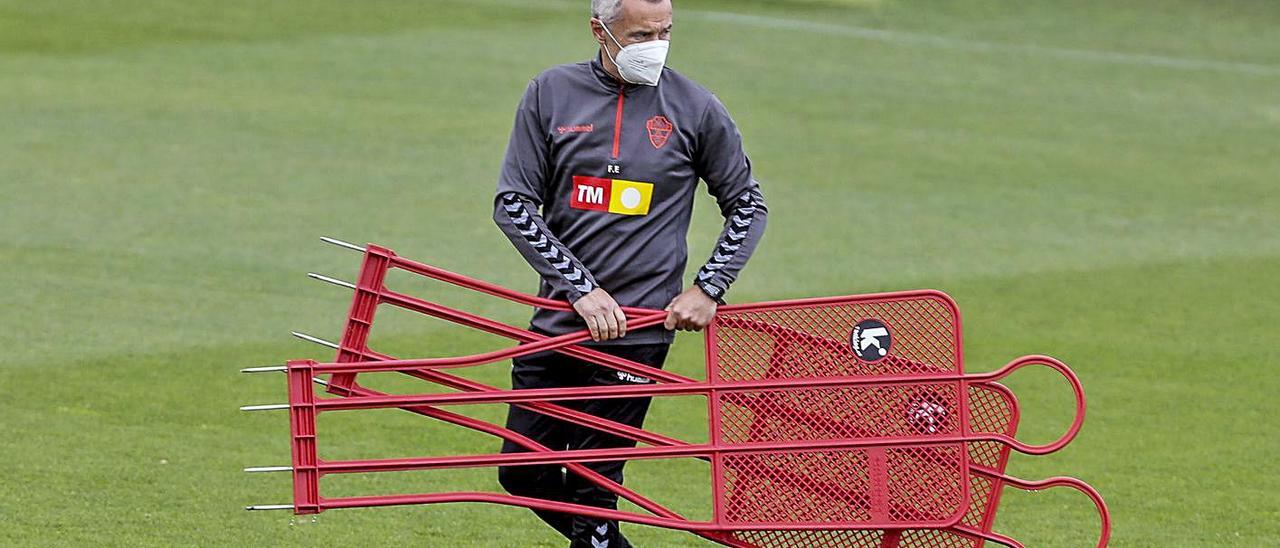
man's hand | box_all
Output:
[664,286,718,332]
[573,288,627,342]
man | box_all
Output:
[492,0,767,546]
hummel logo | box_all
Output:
[616,371,651,384]
[557,124,594,135]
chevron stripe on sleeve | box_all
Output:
[498,192,598,298]
[695,187,766,300]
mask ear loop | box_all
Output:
[596,19,637,84]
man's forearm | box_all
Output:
[694,187,767,301]
[494,192,599,301]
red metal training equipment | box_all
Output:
[244,240,1110,547]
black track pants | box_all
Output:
[497,343,670,548]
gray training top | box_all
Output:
[494,56,767,345]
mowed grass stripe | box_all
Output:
[3,13,1274,361]
[1,0,1276,545]
[688,10,1280,76]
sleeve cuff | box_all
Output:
[696,281,728,305]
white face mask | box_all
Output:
[600,22,669,86]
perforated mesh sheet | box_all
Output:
[720,444,966,528]
[729,529,889,548]
[712,294,961,383]
[722,384,1017,547]
[720,383,961,444]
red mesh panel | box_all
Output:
[967,384,1016,473]
[721,384,1017,547]
[712,295,960,383]
[729,529,887,548]
[720,446,966,527]
[723,450,872,525]
[885,445,966,523]
[967,384,1016,446]
[959,474,997,529]
[720,383,961,444]
[897,529,981,547]
[730,527,979,548]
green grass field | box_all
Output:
[2,0,1278,545]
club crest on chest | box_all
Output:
[646,115,674,149]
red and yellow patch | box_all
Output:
[570,176,654,216]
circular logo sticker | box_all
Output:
[851,319,892,362]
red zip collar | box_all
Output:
[611,84,625,159]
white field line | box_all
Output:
[472,0,1279,76]
[686,10,1280,77]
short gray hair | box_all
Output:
[594,0,666,24]
[592,0,624,24]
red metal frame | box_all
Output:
[770,383,1111,548]
[262,243,1109,547]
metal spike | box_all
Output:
[240,404,289,412]
[291,331,339,349]
[307,272,356,290]
[244,466,293,473]
[320,237,366,253]
[312,377,331,387]
[241,366,287,374]
[245,504,295,511]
